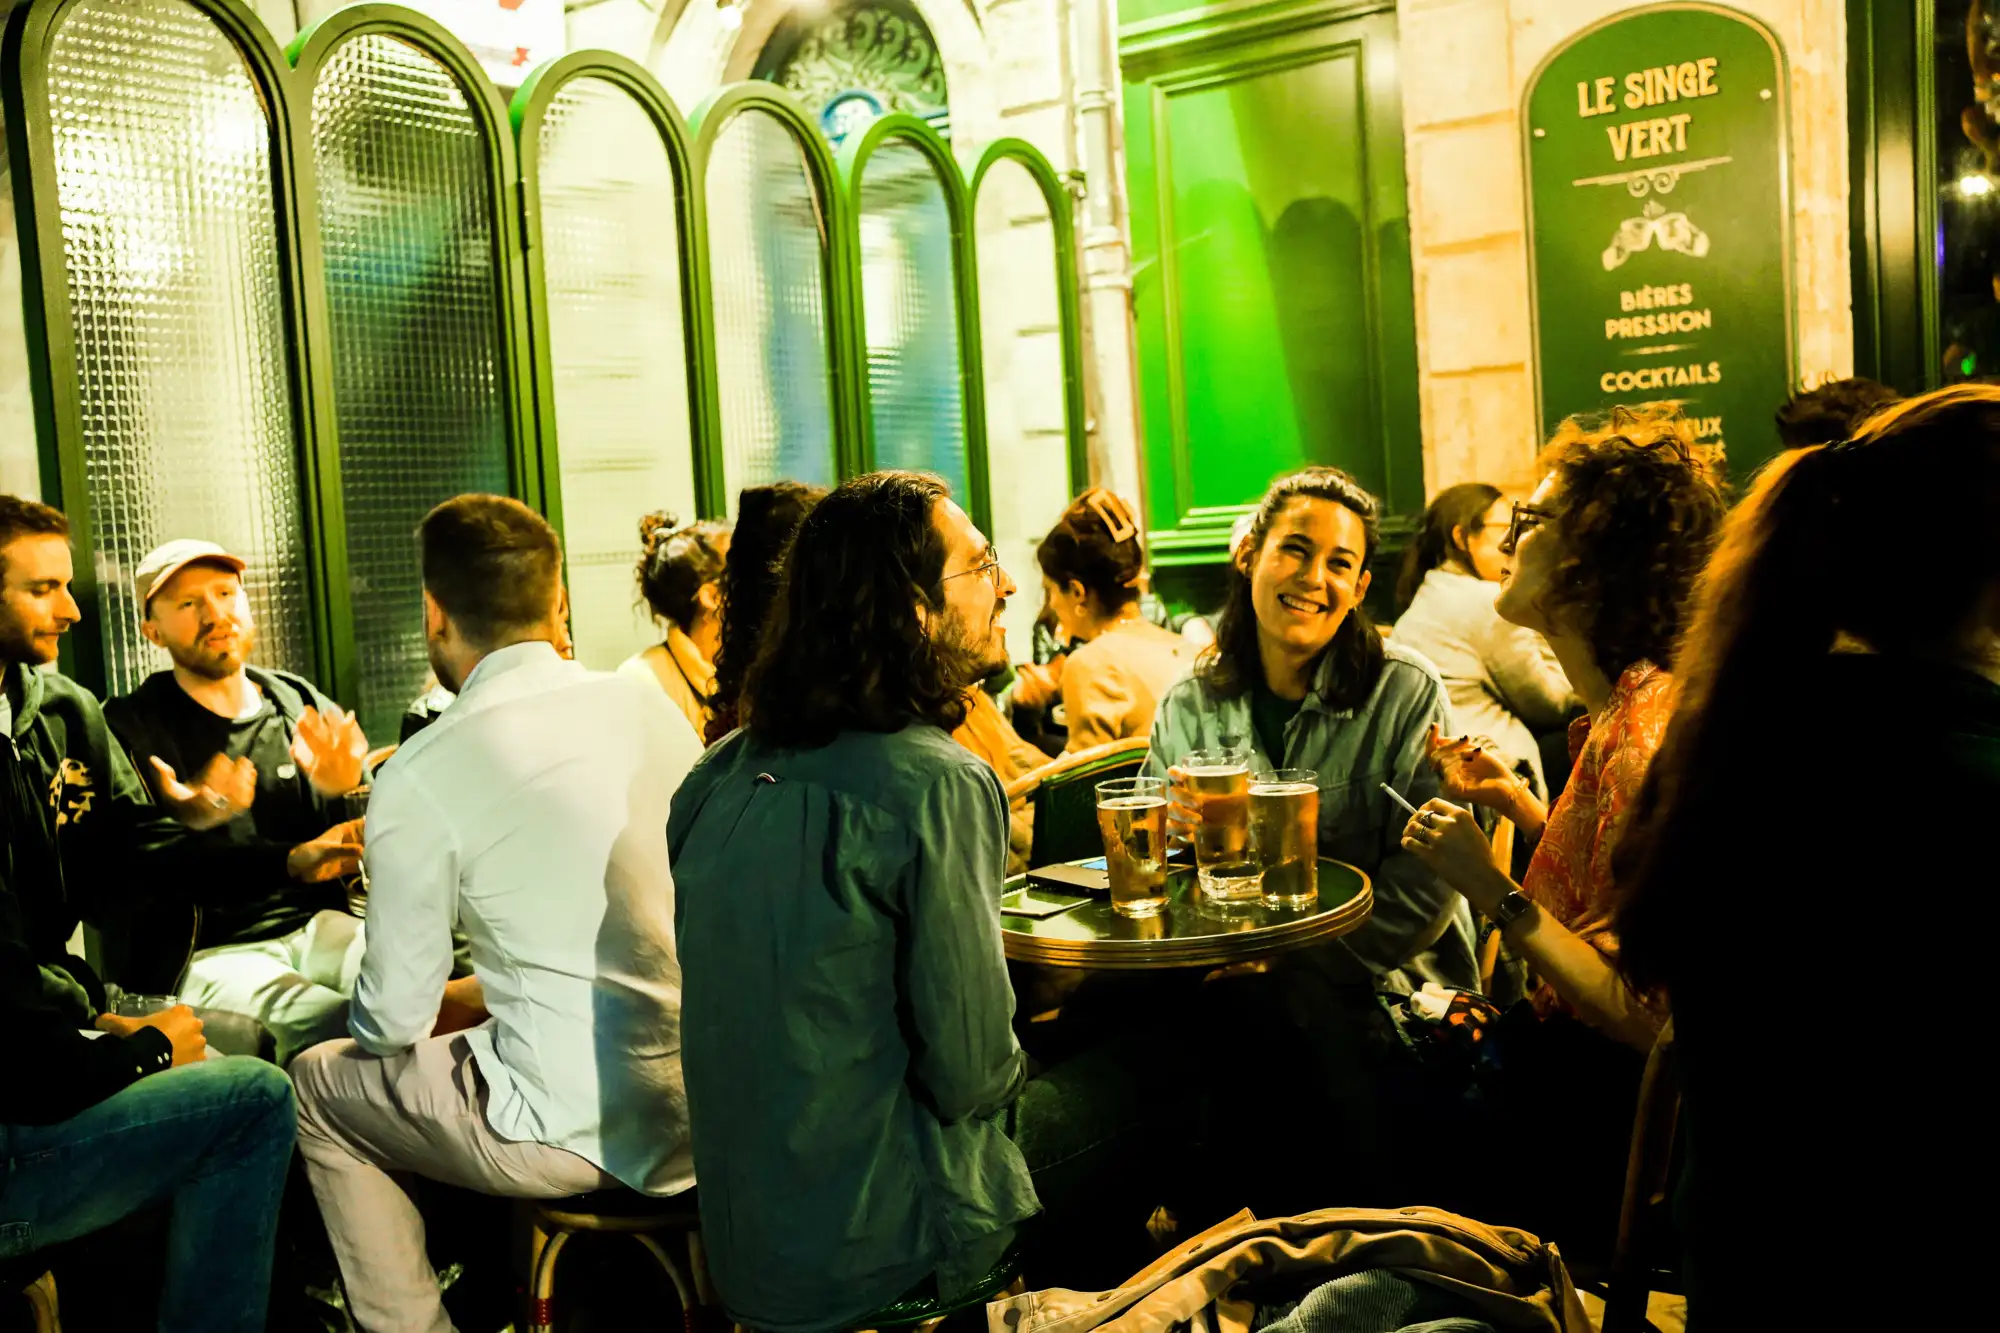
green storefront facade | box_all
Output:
[1121,0,1988,610]
[1119,0,1421,614]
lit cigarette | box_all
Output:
[1379,783,1421,818]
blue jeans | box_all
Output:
[0,1058,296,1333]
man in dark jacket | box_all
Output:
[106,538,370,1061]
[0,493,330,1332]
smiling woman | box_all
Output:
[1142,466,1475,995]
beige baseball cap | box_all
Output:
[134,539,246,615]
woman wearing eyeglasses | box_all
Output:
[1395,404,1725,1251]
[1026,489,1193,752]
[1390,483,1577,800]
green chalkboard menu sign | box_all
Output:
[1524,4,1793,480]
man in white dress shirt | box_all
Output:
[289,494,702,1333]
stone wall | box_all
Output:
[1399,0,1851,494]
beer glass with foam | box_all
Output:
[1180,746,1260,900]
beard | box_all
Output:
[170,623,255,680]
[0,615,56,668]
[426,637,462,697]
[932,607,1008,692]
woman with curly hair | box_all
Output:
[1395,404,1724,1249]
[620,511,730,737]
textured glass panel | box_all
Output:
[704,110,836,509]
[857,140,965,495]
[1,95,38,499]
[46,0,312,693]
[536,76,696,670]
[312,34,511,738]
[975,158,1072,656]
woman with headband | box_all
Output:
[1032,489,1193,752]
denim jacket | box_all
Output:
[1142,642,1477,992]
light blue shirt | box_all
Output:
[352,641,702,1194]
[1143,641,1478,992]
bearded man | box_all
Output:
[667,471,1047,1330]
[105,539,369,1062]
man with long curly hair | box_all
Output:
[666,471,1037,1330]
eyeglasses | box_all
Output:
[942,549,1006,592]
[1502,502,1556,554]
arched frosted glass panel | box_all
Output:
[311,34,511,738]
[975,158,1072,655]
[857,140,965,495]
[703,111,836,507]
[535,76,696,670]
[1,97,38,499]
[44,0,312,695]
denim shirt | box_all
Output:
[1143,642,1478,992]
[668,722,1038,1331]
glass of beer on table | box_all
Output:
[1251,768,1319,908]
[1096,776,1170,917]
[1180,746,1261,900]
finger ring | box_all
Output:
[205,793,229,811]
[1421,809,1437,827]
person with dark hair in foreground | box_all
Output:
[671,472,1166,1330]
[1615,386,2000,1327]
[290,494,700,1333]
[1396,406,1725,1251]
[670,473,1032,1329]
[620,511,730,738]
[1772,375,1900,450]
[703,480,825,744]
[0,493,298,1333]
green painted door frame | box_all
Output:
[1121,0,1422,570]
[1848,0,1939,395]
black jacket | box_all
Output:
[104,666,349,951]
[1,665,285,1124]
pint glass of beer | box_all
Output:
[1096,776,1170,917]
[1251,768,1319,908]
[1180,747,1261,900]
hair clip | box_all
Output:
[1081,489,1138,545]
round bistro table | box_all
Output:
[999,858,1372,970]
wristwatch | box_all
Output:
[1492,889,1534,929]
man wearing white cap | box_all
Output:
[104,538,370,1062]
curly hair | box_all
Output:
[741,471,976,750]
[1036,488,1145,612]
[635,511,728,628]
[707,481,825,743]
[1773,376,1901,450]
[1200,466,1385,709]
[1531,404,1726,679]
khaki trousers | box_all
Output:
[291,1033,608,1333]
